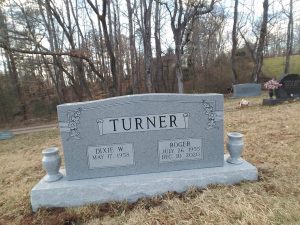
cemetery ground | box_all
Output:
[0,94,299,225]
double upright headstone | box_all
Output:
[58,94,224,180]
[275,74,300,99]
[31,94,258,211]
[264,74,300,105]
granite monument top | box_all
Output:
[57,93,224,180]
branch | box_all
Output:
[239,29,256,62]
[194,0,216,17]
[87,0,104,21]
[160,1,172,19]
[0,43,106,82]
[1,43,74,57]
[47,0,74,47]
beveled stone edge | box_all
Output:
[31,155,258,212]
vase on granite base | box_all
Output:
[42,147,63,182]
[226,132,244,164]
[268,89,274,99]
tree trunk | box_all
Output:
[102,18,118,96]
[154,1,163,92]
[252,0,269,83]
[175,41,184,93]
[126,0,138,93]
[113,0,124,95]
[231,0,238,84]
[284,0,294,74]
[142,0,153,93]
[174,51,184,93]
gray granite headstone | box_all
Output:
[0,130,14,140]
[57,94,224,180]
[233,83,261,97]
[275,74,300,99]
[31,93,258,211]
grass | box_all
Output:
[0,93,300,225]
[262,55,300,78]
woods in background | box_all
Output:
[0,0,299,123]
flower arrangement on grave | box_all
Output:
[238,99,250,108]
[264,79,282,99]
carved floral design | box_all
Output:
[67,108,82,139]
[201,100,217,129]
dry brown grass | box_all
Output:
[0,93,299,225]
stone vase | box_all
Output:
[268,89,274,99]
[226,132,244,164]
[42,147,63,182]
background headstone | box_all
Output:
[275,74,300,99]
[233,83,261,97]
[0,130,14,140]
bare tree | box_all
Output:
[87,0,118,96]
[141,0,154,93]
[47,0,93,100]
[36,0,69,103]
[231,0,238,83]
[201,9,226,70]
[185,5,226,92]
[0,8,27,119]
[112,0,127,95]
[295,24,300,54]
[163,0,215,93]
[252,0,269,82]
[126,0,139,93]
[154,0,163,92]
[282,0,294,74]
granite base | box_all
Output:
[262,98,285,105]
[31,155,258,212]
